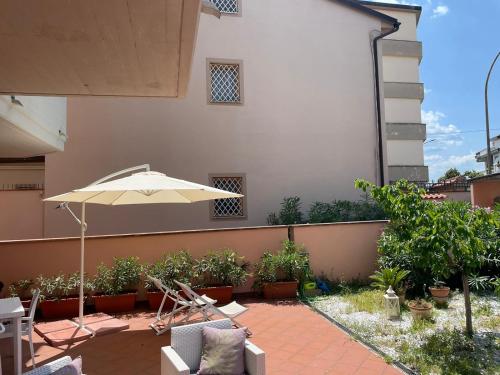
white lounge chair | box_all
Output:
[161,319,265,375]
[0,289,40,369]
[174,280,250,335]
[148,276,217,336]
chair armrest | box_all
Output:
[161,346,190,375]
[245,340,265,375]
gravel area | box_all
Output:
[310,291,500,362]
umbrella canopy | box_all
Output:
[45,171,242,205]
[43,166,243,329]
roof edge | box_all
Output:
[359,1,422,24]
[332,0,399,27]
[469,171,500,182]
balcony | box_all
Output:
[0,96,66,157]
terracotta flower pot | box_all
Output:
[408,301,433,320]
[263,281,298,299]
[147,291,173,311]
[195,286,233,305]
[429,286,450,298]
[40,297,80,319]
[94,292,137,313]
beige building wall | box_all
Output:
[384,98,422,123]
[0,190,44,240]
[43,0,388,237]
[364,3,428,182]
[387,140,424,165]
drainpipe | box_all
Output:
[372,21,400,186]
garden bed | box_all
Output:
[308,289,500,374]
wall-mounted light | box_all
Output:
[10,95,23,106]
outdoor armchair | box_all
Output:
[161,319,265,375]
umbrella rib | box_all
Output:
[109,191,128,205]
[81,191,106,203]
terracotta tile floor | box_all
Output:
[0,299,402,375]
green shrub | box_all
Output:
[399,328,498,375]
[356,178,500,335]
[143,250,195,290]
[279,196,303,224]
[36,273,84,301]
[369,267,410,294]
[308,200,386,223]
[93,257,142,296]
[8,279,34,299]
[253,240,311,289]
[194,249,249,287]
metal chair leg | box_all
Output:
[29,330,36,368]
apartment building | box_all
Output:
[362,1,428,182]
[1,0,426,239]
[476,134,500,173]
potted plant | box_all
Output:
[369,267,410,304]
[143,250,195,310]
[254,240,310,299]
[429,280,450,304]
[193,249,249,304]
[37,273,83,319]
[92,256,142,313]
[408,298,433,320]
[8,279,34,308]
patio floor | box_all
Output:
[0,299,402,375]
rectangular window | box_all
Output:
[208,61,242,104]
[210,175,246,219]
[210,0,240,15]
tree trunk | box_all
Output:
[462,272,473,336]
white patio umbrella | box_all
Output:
[44,165,243,329]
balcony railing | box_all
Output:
[0,183,44,191]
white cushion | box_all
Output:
[171,319,232,372]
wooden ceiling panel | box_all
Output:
[0,0,201,97]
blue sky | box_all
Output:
[369,0,500,181]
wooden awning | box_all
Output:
[0,0,217,97]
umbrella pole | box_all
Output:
[79,202,86,328]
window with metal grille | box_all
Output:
[208,62,241,104]
[211,176,245,218]
[210,0,239,14]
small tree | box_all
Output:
[278,196,303,224]
[355,179,499,335]
[463,170,483,179]
[438,168,460,182]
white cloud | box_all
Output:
[422,110,463,146]
[432,5,449,18]
[425,153,477,181]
